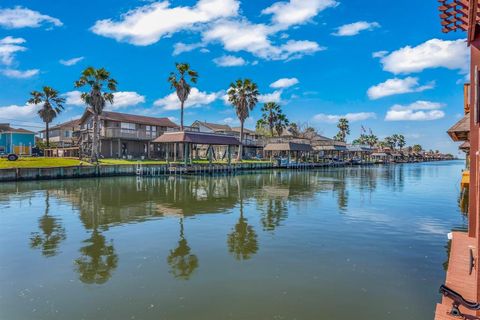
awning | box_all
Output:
[153,131,241,145]
[459,141,470,151]
[314,145,347,151]
[264,142,313,152]
[447,114,470,142]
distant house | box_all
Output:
[78,109,178,159]
[190,121,232,134]
[39,118,81,147]
[0,123,35,155]
[191,121,263,158]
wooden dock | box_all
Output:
[435,231,478,319]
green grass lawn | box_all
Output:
[0,157,273,169]
[0,157,91,169]
[99,159,168,165]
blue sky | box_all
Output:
[0,0,469,153]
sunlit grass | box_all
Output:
[0,157,91,169]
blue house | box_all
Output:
[0,123,36,155]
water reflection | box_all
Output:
[75,229,118,284]
[227,200,259,260]
[167,218,199,280]
[5,166,420,284]
[30,191,66,257]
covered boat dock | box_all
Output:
[153,131,241,165]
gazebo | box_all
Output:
[263,142,313,163]
[152,131,240,165]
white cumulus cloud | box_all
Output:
[0,103,40,121]
[258,90,283,103]
[332,21,380,36]
[262,0,338,28]
[385,101,445,121]
[1,68,39,78]
[213,55,246,67]
[367,77,435,100]
[270,77,299,89]
[91,0,239,46]
[0,6,62,29]
[64,90,145,110]
[59,56,84,66]
[154,87,220,110]
[314,112,376,123]
[0,36,27,65]
[377,38,469,74]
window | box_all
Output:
[64,130,72,138]
[121,122,136,130]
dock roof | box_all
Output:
[153,131,241,145]
[447,113,470,141]
[264,142,313,152]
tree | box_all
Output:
[228,79,259,160]
[366,134,378,148]
[412,144,423,153]
[29,87,65,147]
[75,67,117,162]
[397,134,406,150]
[168,63,198,130]
[334,118,350,142]
[256,102,289,137]
[384,136,396,149]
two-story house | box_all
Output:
[78,109,178,159]
[39,118,81,147]
[190,121,263,158]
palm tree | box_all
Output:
[412,144,423,153]
[397,134,406,150]
[74,67,117,162]
[366,134,379,148]
[228,79,259,160]
[384,136,396,150]
[256,102,289,137]
[28,87,65,148]
[168,63,198,130]
[334,118,350,142]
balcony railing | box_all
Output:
[103,127,161,140]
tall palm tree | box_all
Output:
[256,102,289,137]
[397,134,406,150]
[228,79,259,160]
[366,134,378,148]
[334,118,350,142]
[74,67,117,162]
[28,87,65,147]
[168,63,198,130]
[412,144,423,153]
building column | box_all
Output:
[110,140,113,158]
[117,139,121,158]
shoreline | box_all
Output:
[0,159,459,183]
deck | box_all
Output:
[435,231,478,319]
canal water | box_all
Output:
[0,161,466,320]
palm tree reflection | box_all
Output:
[260,198,288,232]
[227,200,258,260]
[75,229,118,284]
[30,191,66,257]
[167,218,199,280]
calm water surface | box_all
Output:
[0,161,466,320]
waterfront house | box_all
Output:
[39,118,81,148]
[0,123,35,155]
[190,121,263,159]
[78,109,178,159]
[436,2,480,319]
